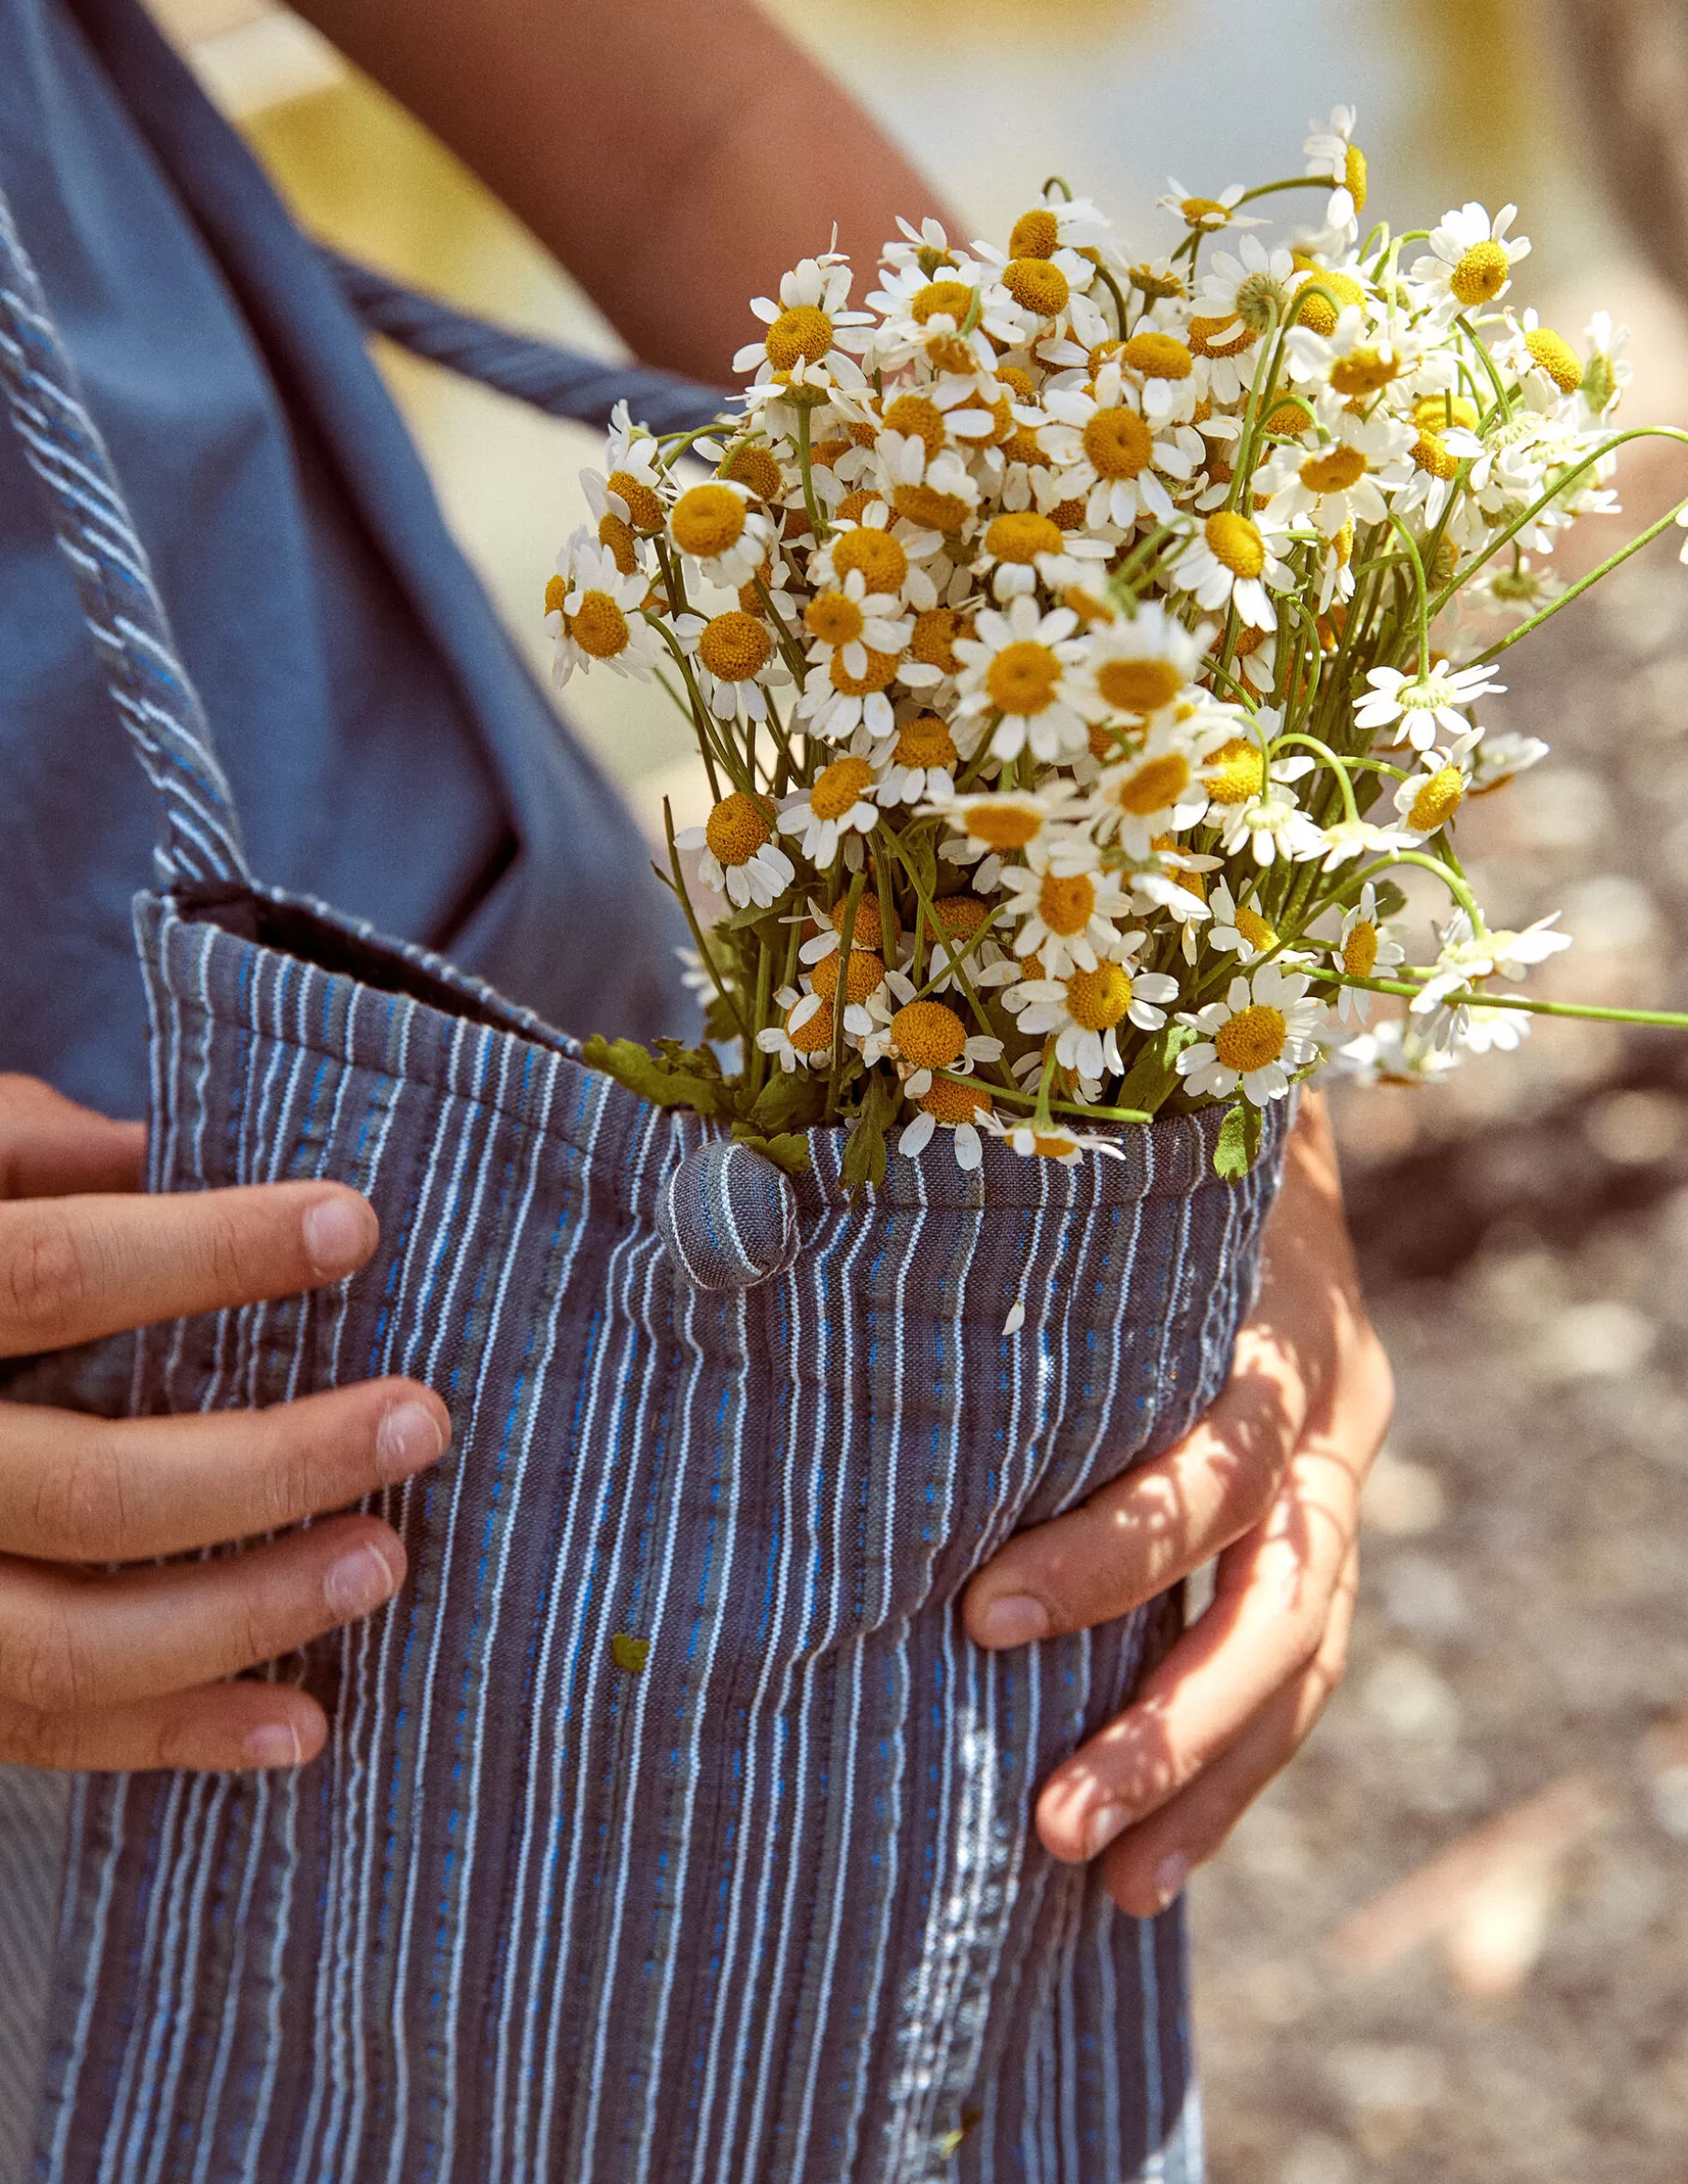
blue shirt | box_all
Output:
[0,0,685,1114]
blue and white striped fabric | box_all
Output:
[1,181,1292,2182]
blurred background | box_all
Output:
[147,2,1688,2175]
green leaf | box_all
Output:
[610,1631,649,1674]
[745,1070,827,1134]
[580,1035,730,1118]
[654,1037,724,1081]
[730,1126,812,1175]
[1212,1099,1264,1182]
[1115,1022,1201,1115]
[841,1073,898,1194]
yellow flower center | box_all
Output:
[1037,871,1096,936]
[543,572,567,617]
[810,947,885,1005]
[1010,207,1061,258]
[704,791,773,866]
[1187,313,1256,358]
[1003,258,1070,317]
[1130,263,1188,302]
[926,894,987,941]
[996,364,1036,401]
[698,609,773,682]
[1050,498,1089,532]
[985,510,1064,564]
[912,280,975,325]
[828,890,893,941]
[1121,332,1193,380]
[1413,394,1478,433]
[1179,196,1230,226]
[911,607,968,673]
[809,755,876,820]
[720,444,784,501]
[893,483,972,532]
[1114,752,1192,814]
[570,591,630,659]
[1410,430,1460,481]
[1215,1004,1287,1072]
[1204,510,1266,579]
[787,997,835,1055]
[834,488,883,527]
[1345,143,1368,214]
[882,393,948,458]
[832,526,908,593]
[1290,269,1364,339]
[986,641,1062,717]
[1234,905,1277,950]
[1264,398,1313,437]
[1065,962,1134,1030]
[1524,325,1582,393]
[1299,444,1367,494]
[1451,239,1511,307]
[806,590,866,649]
[964,798,1043,850]
[1205,737,1266,805]
[1343,921,1379,977]
[895,714,959,769]
[1329,346,1400,398]
[597,511,638,575]
[1083,406,1155,480]
[1333,521,1354,567]
[672,483,748,559]
[893,1000,967,1069]
[1097,656,1185,715]
[829,647,901,697]
[764,303,835,369]
[919,1077,992,1124]
[607,468,665,532]
[1408,763,1464,832]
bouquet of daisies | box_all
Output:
[546,107,1688,1187]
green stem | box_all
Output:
[663,798,745,1037]
[1386,512,1431,676]
[1464,495,1688,667]
[795,406,830,545]
[1333,973,1688,1029]
[1273,732,1361,825]
[937,1070,1152,1126]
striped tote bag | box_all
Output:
[0,188,1291,2183]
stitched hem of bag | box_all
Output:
[140,888,1299,1213]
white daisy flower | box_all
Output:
[1069,600,1204,724]
[811,501,942,612]
[1316,815,1414,871]
[777,755,882,867]
[1176,963,1323,1104]
[871,711,959,806]
[1411,203,1531,314]
[898,1077,993,1171]
[998,838,1133,976]
[1205,878,1281,961]
[675,791,795,911]
[801,568,912,683]
[1332,882,1407,1022]
[860,997,1002,1098]
[952,596,1090,763]
[1303,105,1366,236]
[1039,366,1196,528]
[1177,508,1291,631]
[1573,310,1630,424]
[979,1113,1128,1166]
[1409,908,1570,1032]
[668,478,773,589]
[1199,236,1302,350]
[732,254,874,385]
[1470,730,1551,793]
[970,506,1112,602]
[754,991,836,1071]
[671,607,785,728]
[1215,785,1327,867]
[1157,179,1266,234]
[1004,938,1180,1080]
[1392,751,1474,840]
[579,400,669,537]
[1264,406,1414,537]
[926,781,1087,890]
[874,429,983,537]
[546,535,659,686]
[1093,718,1223,857]
[1354,662,1505,752]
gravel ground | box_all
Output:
[1193,541,1688,2182]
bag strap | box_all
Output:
[0,182,251,890]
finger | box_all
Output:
[0,1678,330,1773]
[1033,1443,1358,1862]
[1100,1546,1359,1916]
[964,1329,1304,1650]
[0,1379,448,1562]
[0,1075,146,1200]
[0,1180,378,1357]
[0,1513,406,1711]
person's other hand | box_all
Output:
[0,1074,448,1772]
[963,1091,1390,1915]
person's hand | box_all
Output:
[963,1091,1391,1915]
[0,1074,448,1772]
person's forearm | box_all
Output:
[292,0,964,383]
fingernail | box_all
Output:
[976,1595,1050,1648]
[1153,1852,1190,1908]
[375,1400,445,1481]
[323,1541,399,1619]
[245,1721,302,1769]
[302,1194,373,1279]
[1083,1803,1129,1860]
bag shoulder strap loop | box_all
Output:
[0,183,250,890]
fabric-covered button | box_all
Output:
[657,1140,801,1292]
